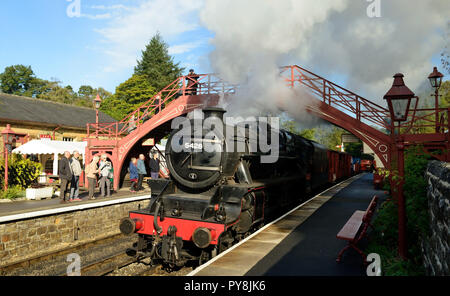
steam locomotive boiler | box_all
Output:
[119,107,342,269]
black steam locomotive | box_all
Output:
[120,107,346,268]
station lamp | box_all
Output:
[383,73,415,123]
[94,94,102,110]
[428,66,444,89]
[383,73,416,260]
[94,94,102,138]
[428,67,444,133]
[2,124,18,191]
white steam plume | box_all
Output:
[200,0,449,121]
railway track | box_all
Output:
[65,252,137,276]
[0,233,135,276]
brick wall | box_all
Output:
[0,199,150,267]
[422,161,450,276]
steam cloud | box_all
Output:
[200,0,449,121]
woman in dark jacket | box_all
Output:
[129,158,139,193]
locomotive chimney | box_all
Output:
[203,107,226,122]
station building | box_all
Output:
[0,92,117,173]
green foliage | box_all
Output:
[115,74,156,106]
[281,120,316,140]
[440,80,449,108]
[102,33,184,121]
[344,142,363,156]
[0,156,42,190]
[315,125,345,151]
[78,85,95,99]
[366,145,431,275]
[135,33,184,92]
[0,65,42,96]
[404,146,431,254]
[0,186,25,200]
[100,74,156,120]
[0,64,112,110]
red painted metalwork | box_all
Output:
[129,212,225,245]
[85,65,449,190]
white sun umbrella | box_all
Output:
[12,139,87,175]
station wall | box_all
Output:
[423,160,450,276]
[0,197,150,268]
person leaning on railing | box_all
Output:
[85,155,100,200]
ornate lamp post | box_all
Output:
[384,73,416,260]
[428,67,444,133]
[1,124,18,191]
[94,94,102,138]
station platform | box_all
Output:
[189,173,386,276]
[0,188,151,222]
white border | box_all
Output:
[0,195,151,223]
[187,174,361,276]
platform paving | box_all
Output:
[191,173,386,276]
[0,187,151,218]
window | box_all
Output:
[63,137,74,142]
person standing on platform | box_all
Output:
[86,155,100,200]
[149,152,160,179]
[58,151,73,203]
[129,157,139,193]
[69,150,82,202]
[99,154,112,198]
[137,154,147,191]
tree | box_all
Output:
[38,84,76,105]
[440,80,449,108]
[78,85,95,99]
[281,120,316,140]
[134,33,184,92]
[100,74,156,120]
[315,125,345,151]
[344,142,363,156]
[115,74,156,106]
[0,65,41,96]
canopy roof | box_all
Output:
[12,139,87,156]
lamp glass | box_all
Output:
[391,98,409,121]
[2,134,6,143]
[429,77,437,88]
[95,101,101,109]
[437,76,442,88]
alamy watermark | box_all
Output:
[366,253,382,276]
[67,253,81,276]
[170,110,280,163]
[66,0,81,18]
[366,0,381,18]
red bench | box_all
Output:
[336,195,378,263]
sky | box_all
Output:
[0,0,213,92]
[0,0,448,106]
